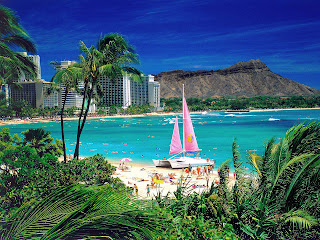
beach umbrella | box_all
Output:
[120,157,132,162]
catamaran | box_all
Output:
[153,85,215,169]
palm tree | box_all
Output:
[0,5,37,88]
[73,33,142,160]
[50,65,81,162]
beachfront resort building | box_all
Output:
[42,80,59,108]
[8,80,44,108]
[99,73,131,107]
[147,76,160,108]
[50,60,96,112]
[6,52,44,108]
[98,74,160,109]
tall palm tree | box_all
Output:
[0,5,37,88]
[73,33,142,160]
[50,64,81,162]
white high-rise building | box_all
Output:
[42,80,59,108]
[98,74,160,109]
[50,61,77,71]
[99,74,131,107]
[147,75,160,108]
[18,52,41,80]
[6,52,43,108]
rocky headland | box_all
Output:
[155,59,320,98]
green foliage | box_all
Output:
[126,104,152,114]
[160,216,238,240]
[9,100,34,117]
[21,128,63,157]
[108,105,118,115]
[0,128,119,221]
[232,121,320,239]
[0,185,163,239]
[65,154,120,185]
[0,146,58,213]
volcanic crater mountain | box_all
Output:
[155,59,320,98]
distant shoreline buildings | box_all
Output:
[5,53,160,112]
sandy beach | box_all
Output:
[109,161,234,199]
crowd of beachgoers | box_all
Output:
[111,162,235,199]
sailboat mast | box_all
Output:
[182,84,185,156]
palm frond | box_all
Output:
[218,158,231,199]
[286,121,320,156]
[122,67,143,83]
[2,34,36,53]
[284,154,320,203]
[259,139,275,195]
[99,64,122,81]
[0,6,28,39]
[248,152,262,177]
[284,209,318,230]
[1,185,161,240]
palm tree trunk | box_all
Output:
[74,81,89,160]
[79,87,93,136]
[74,86,93,160]
[61,89,68,163]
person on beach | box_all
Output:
[197,166,201,176]
[146,184,150,197]
[151,177,155,188]
[134,184,138,196]
[188,164,192,173]
[204,166,208,175]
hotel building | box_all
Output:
[99,74,131,107]
[50,60,96,112]
[42,80,59,108]
[8,80,43,108]
[98,74,160,109]
[6,52,43,108]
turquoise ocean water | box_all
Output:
[1,109,319,166]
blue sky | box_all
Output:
[2,0,320,89]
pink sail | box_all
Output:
[183,98,200,152]
[169,117,183,155]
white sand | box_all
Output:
[110,162,234,199]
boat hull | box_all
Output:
[152,159,172,167]
[153,157,215,169]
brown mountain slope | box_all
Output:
[155,59,320,98]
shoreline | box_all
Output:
[0,107,319,126]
